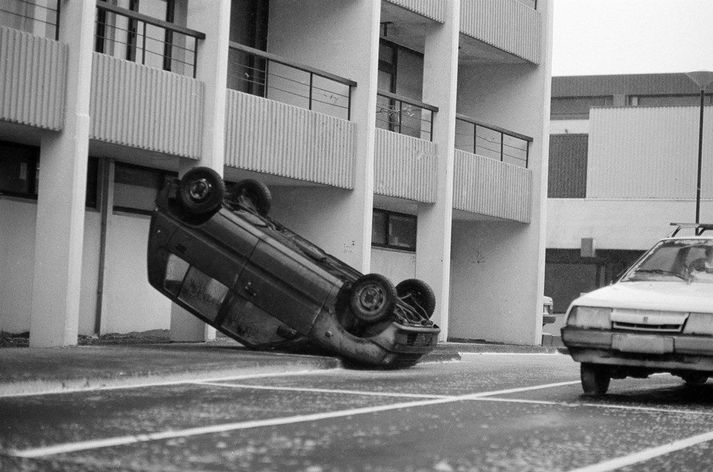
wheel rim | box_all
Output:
[357,285,386,313]
[188,178,212,202]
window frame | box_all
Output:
[371,208,417,252]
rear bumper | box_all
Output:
[562,326,713,371]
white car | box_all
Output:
[561,224,713,395]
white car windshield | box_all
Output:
[622,239,713,283]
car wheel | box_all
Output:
[682,373,708,385]
[178,167,225,217]
[396,278,436,319]
[581,363,610,396]
[349,274,397,324]
[230,179,272,216]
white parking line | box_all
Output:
[196,382,448,399]
[0,369,327,398]
[567,430,713,472]
[475,396,713,416]
[4,380,579,458]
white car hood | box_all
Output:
[572,281,713,313]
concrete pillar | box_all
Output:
[416,0,461,340]
[343,0,381,273]
[265,0,381,273]
[29,0,95,347]
[169,0,231,342]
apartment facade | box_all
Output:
[0,0,552,348]
[547,73,713,313]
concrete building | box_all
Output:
[0,0,552,348]
[547,73,713,315]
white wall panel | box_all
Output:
[90,54,204,159]
[588,106,713,200]
[384,0,446,22]
[454,150,532,222]
[225,91,355,188]
[460,0,541,63]
[374,129,438,203]
[0,27,66,130]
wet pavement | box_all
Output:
[2,351,713,471]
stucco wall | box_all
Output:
[449,220,541,344]
[0,199,100,335]
[370,247,417,285]
[100,212,172,334]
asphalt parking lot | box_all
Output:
[3,351,713,471]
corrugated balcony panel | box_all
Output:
[90,53,203,159]
[374,129,438,203]
[384,0,446,22]
[454,150,532,222]
[0,27,66,130]
[588,106,713,200]
[225,91,355,189]
[460,0,541,64]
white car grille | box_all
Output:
[611,309,688,333]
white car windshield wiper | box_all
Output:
[631,269,689,281]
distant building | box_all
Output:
[547,73,713,313]
[1,0,551,347]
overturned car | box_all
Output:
[147,167,440,367]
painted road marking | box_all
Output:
[0,369,328,398]
[567,430,713,472]
[476,396,713,416]
[4,380,579,458]
[197,381,448,399]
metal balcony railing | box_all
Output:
[455,115,532,168]
[376,91,437,141]
[0,0,59,40]
[228,42,356,121]
[94,1,204,78]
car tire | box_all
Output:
[396,278,436,319]
[349,274,397,324]
[581,363,610,396]
[682,373,708,385]
[178,167,225,217]
[231,179,272,216]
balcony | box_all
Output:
[95,1,204,78]
[90,53,204,159]
[224,44,357,188]
[460,0,541,64]
[373,91,438,202]
[455,115,531,168]
[383,0,446,23]
[454,150,532,222]
[453,115,533,222]
[0,26,66,130]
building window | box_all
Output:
[0,141,98,208]
[548,134,588,198]
[629,94,713,107]
[113,163,175,214]
[372,209,417,252]
[550,96,613,120]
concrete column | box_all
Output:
[416,0,461,341]
[265,0,381,273]
[30,0,95,347]
[169,0,231,342]
[344,0,381,273]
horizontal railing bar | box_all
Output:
[456,113,533,142]
[229,42,357,87]
[378,90,439,113]
[96,0,205,39]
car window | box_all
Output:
[623,239,713,283]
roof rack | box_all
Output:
[669,223,713,237]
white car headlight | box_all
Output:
[567,306,612,329]
[683,313,713,335]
